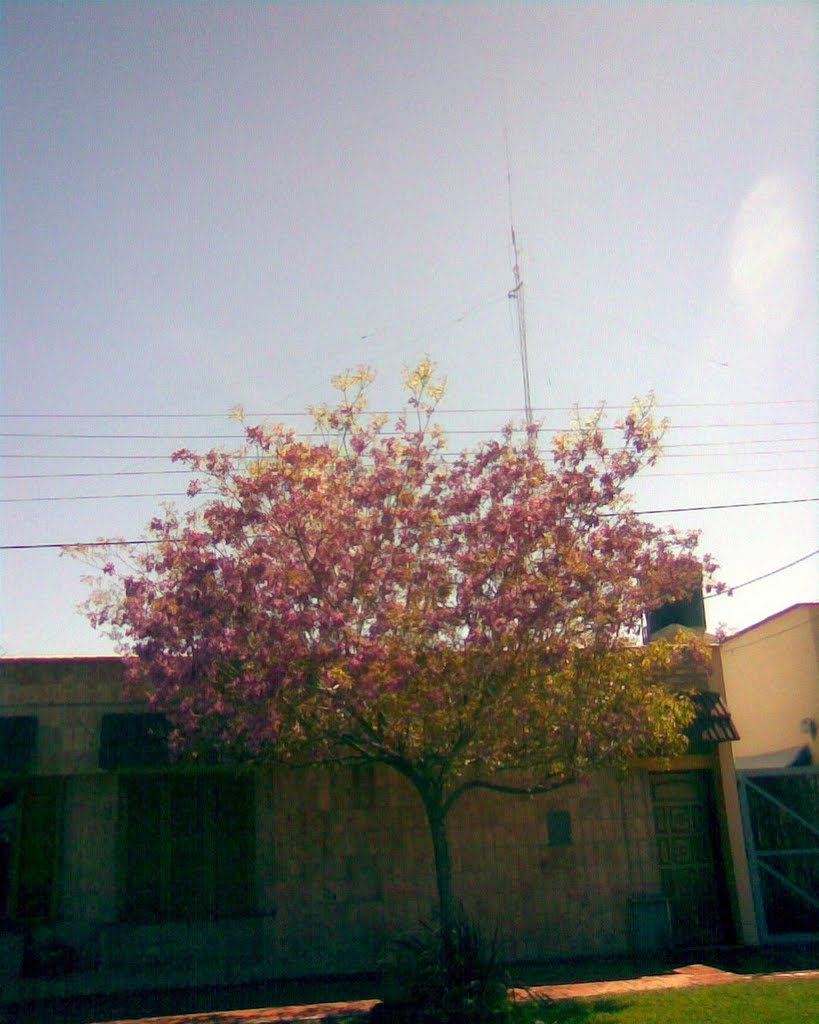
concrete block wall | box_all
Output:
[0,657,136,776]
[255,763,435,975]
[32,763,661,978]
[252,762,662,972]
[1,657,667,990]
[448,771,661,960]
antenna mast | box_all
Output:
[508,226,532,426]
[505,132,533,426]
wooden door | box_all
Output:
[650,771,730,946]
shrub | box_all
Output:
[381,910,510,1024]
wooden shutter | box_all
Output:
[167,776,207,919]
[0,717,37,773]
[120,773,254,922]
[100,714,170,769]
[0,787,18,919]
[121,776,163,921]
[14,778,62,920]
[208,775,254,916]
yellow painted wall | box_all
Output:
[719,604,819,762]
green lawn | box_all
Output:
[510,978,819,1024]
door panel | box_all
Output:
[650,771,730,946]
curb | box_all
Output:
[86,965,819,1024]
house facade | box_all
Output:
[717,602,818,770]
[1,653,750,1006]
[712,604,819,941]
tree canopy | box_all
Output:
[81,361,716,924]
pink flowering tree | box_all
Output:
[81,362,715,931]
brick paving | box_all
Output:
[86,965,819,1024]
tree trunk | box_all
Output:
[416,780,455,934]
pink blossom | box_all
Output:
[79,364,714,925]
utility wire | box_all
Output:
[0,399,815,419]
[1,539,157,550]
[3,447,816,480]
[704,549,819,597]
[2,421,816,440]
[3,435,816,457]
[3,470,195,480]
[0,491,205,504]
[2,497,816,544]
[645,466,816,478]
[2,465,816,497]
[627,497,817,515]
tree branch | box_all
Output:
[444,773,575,814]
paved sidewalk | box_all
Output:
[87,964,819,1024]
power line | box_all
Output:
[3,470,193,480]
[0,491,202,504]
[659,451,817,463]
[2,497,815,546]
[0,432,248,440]
[1,539,157,551]
[629,497,817,515]
[2,463,817,500]
[3,447,816,480]
[0,399,815,419]
[664,437,815,448]
[705,549,819,598]
[1,422,817,441]
[2,454,184,460]
[645,466,816,478]
[3,436,814,460]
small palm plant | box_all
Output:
[382,909,510,1024]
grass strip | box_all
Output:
[510,977,819,1024]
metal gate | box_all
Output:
[736,766,819,942]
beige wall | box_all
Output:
[719,604,819,763]
[712,742,758,945]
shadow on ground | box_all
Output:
[5,943,817,1024]
[512,996,628,1023]
[510,941,819,988]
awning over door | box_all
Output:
[686,692,739,746]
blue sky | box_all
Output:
[1,3,816,655]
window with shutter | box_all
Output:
[120,773,254,922]
[0,778,62,922]
[0,717,37,774]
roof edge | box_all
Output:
[720,602,818,645]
